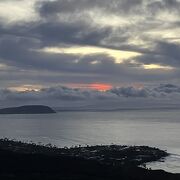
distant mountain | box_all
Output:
[0,105,56,114]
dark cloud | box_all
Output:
[31,21,112,46]
[109,87,148,97]
[154,84,180,94]
[0,0,180,90]
[37,0,180,21]
[37,0,143,17]
[136,41,180,67]
[147,0,180,15]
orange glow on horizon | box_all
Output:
[66,83,113,91]
[88,83,113,91]
[8,85,42,92]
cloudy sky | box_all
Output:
[0,0,180,108]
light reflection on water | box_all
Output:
[147,154,180,173]
[0,109,180,173]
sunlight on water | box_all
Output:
[147,154,180,173]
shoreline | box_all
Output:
[0,139,179,180]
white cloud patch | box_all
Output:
[0,0,38,24]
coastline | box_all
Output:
[0,139,179,180]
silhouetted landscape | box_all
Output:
[0,105,56,114]
[0,139,179,180]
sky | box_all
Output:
[0,0,180,108]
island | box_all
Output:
[0,139,179,180]
[0,105,56,114]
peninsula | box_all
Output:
[0,139,179,180]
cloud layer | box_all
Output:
[0,0,180,93]
[1,84,180,109]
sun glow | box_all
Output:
[66,83,113,91]
[143,64,174,70]
[86,83,113,91]
[8,85,43,92]
[41,46,141,63]
[0,64,8,69]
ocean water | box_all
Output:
[0,109,180,173]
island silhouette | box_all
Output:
[0,105,56,114]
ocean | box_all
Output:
[0,109,180,173]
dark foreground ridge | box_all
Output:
[0,139,179,180]
[0,105,56,114]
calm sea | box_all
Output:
[0,109,180,173]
